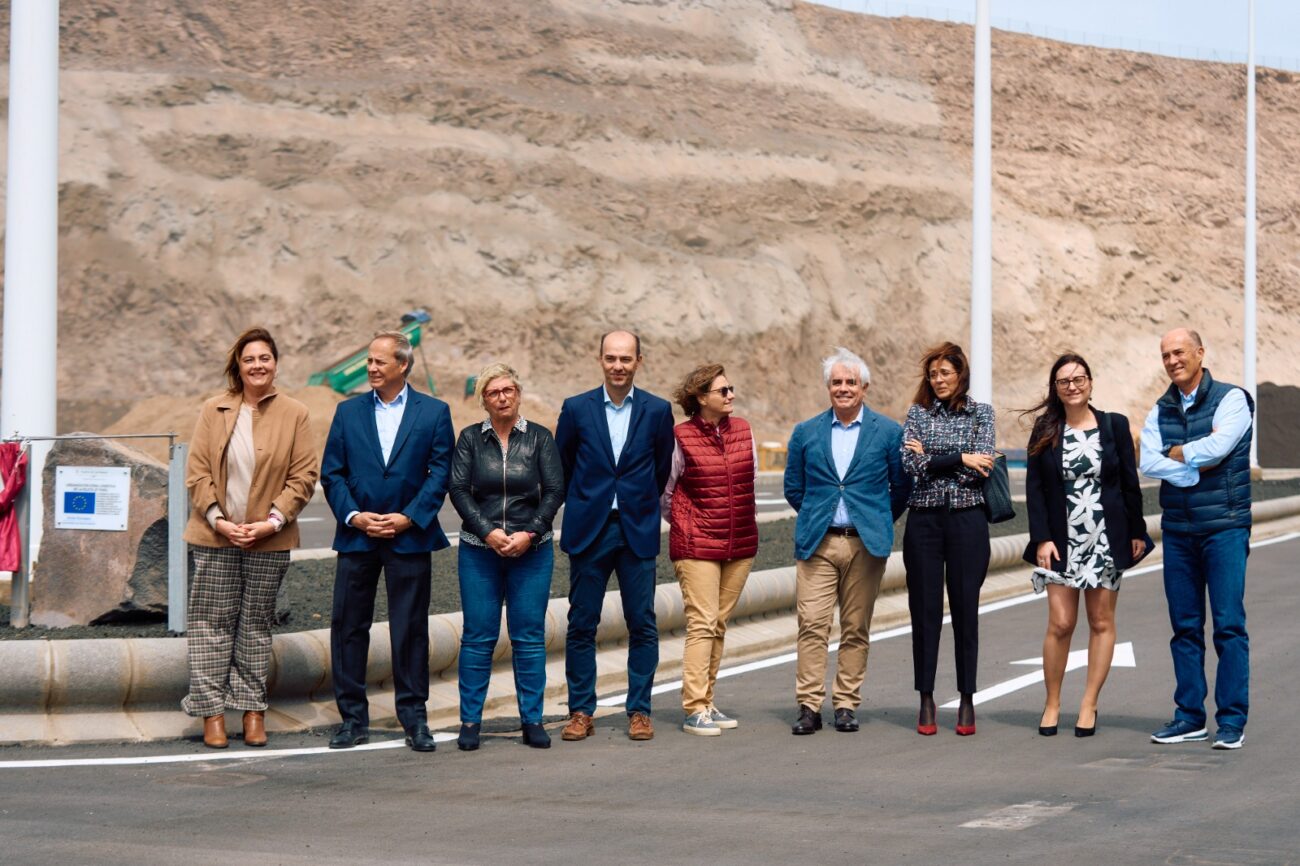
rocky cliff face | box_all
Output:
[1,0,1297,444]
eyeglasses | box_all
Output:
[484,386,518,401]
[927,370,958,381]
[706,386,736,397]
[1053,375,1091,391]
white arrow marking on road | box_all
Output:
[940,641,1135,708]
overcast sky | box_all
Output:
[813,0,1300,69]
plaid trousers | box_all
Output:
[182,545,290,717]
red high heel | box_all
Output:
[916,694,937,736]
[956,696,976,736]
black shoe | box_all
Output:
[405,723,437,752]
[833,708,860,733]
[457,723,481,752]
[521,723,551,749]
[329,722,368,749]
[1038,707,1059,737]
[791,705,823,736]
[1074,710,1098,738]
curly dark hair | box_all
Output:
[224,327,279,394]
[911,342,971,413]
[673,363,726,417]
[1020,353,1093,456]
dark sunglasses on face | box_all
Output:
[707,386,736,397]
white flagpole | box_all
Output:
[1244,0,1259,469]
[970,0,993,403]
[2,0,61,584]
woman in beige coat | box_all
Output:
[182,327,318,748]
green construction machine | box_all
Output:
[307,310,438,395]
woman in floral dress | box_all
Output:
[1022,354,1152,737]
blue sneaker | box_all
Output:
[1212,728,1245,750]
[682,711,721,737]
[707,706,739,729]
[1151,719,1208,744]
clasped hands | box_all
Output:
[216,518,276,549]
[350,512,413,539]
[904,439,994,477]
[485,528,533,558]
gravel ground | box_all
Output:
[4,479,1298,642]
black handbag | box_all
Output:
[981,451,1015,524]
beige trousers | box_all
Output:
[795,534,886,710]
[675,557,755,714]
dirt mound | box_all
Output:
[1,0,1297,452]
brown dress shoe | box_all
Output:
[203,714,228,749]
[561,711,595,741]
[243,710,267,747]
[628,712,654,741]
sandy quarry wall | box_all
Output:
[0,0,1297,448]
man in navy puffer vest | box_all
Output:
[1139,329,1253,751]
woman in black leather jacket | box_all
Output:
[449,363,564,751]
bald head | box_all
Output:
[598,329,643,400]
[1160,328,1206,395]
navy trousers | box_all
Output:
[331,547,432,731]
[565,514,659,716]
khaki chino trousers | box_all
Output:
[795,533,886,711]
[674,557,755,715]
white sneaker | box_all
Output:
[707,705,739,729]
[682,711,721,737]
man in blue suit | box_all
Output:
[783,347,911,735]
[321,330,455,752]
[556,330,675,742]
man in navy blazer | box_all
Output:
[555,330,675,742]
[783,347,911,735]
[321,330,455,752]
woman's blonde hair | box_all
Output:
[474,363,523,409]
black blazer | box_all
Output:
[1022,409,1154,571]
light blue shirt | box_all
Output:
[374,384,409,465]
[346,384,409,527]
[604,385,635,511]
[830,407,864,527]
[1139,384,1251,488]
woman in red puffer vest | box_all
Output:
[661,363,758,737]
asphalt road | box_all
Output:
[3,533,1296,864]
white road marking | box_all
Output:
[940,642,1136,709]
[0,732,459,770]
[961,801,1077,830]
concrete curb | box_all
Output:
[3,496,1299,745]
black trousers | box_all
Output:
[903,506,990,694]
[331,547,432,731]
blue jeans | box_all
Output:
[457,541,553,725]
[565,515,659,716]
[1161,527,1250,731]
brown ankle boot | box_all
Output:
[243,710,267,747]
[203,714,228,749]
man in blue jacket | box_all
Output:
[321,330,455,752]
[1140,328,1253,750]
[556,330,675,742]
[784,347,911,735]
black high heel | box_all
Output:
[1074,709,1098,738]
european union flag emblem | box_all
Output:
[64,491,96,514]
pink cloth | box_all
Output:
[0,442,29,572]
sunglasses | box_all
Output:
[707,386,737,397]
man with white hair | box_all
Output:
[783,348,912,735]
